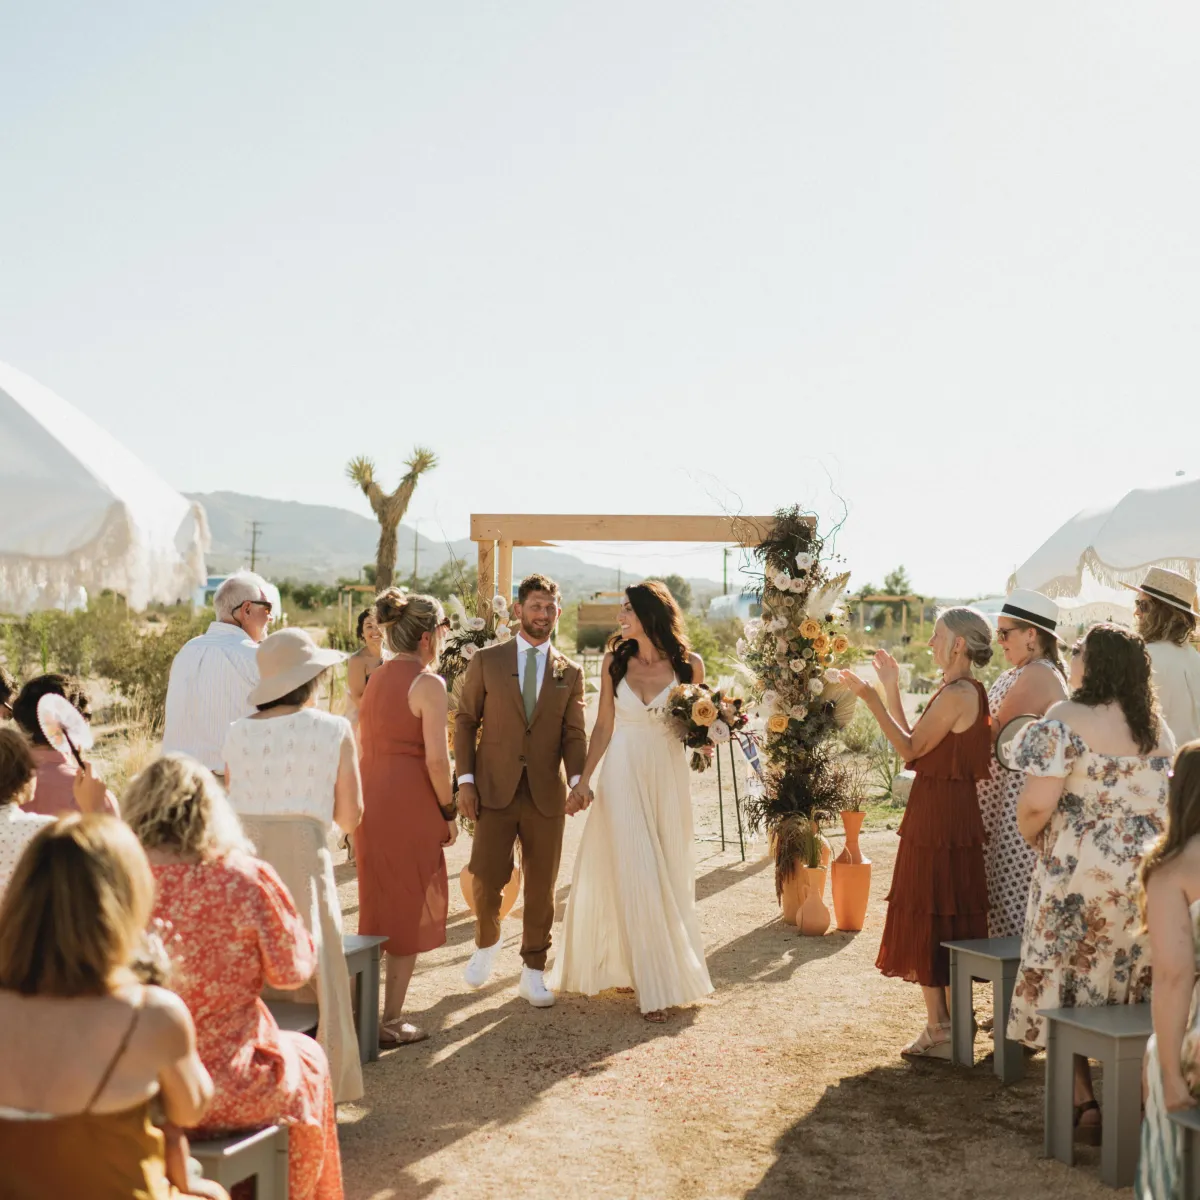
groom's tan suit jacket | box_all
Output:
[453,639,587,818]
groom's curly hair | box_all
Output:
[518,574,560,604]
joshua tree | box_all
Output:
[346,448,437,590]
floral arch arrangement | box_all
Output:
[739,506,857,899]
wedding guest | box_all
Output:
[12,673,118,817]
[0,727,54,897]
[356,590,456,1047]
[344,608,385,732]
[123,755,345,1200]
[162,572,273,781]
[840,608,992,1058]
[1008,623,1174,1143]
[1124,567,1200,746]
[977,589,1068,938]
[1136,741,1200,1198]
[0,665,15,721]
[224,627,364,1102]
[0,815,227,1200]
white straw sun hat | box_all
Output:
[1119,566,1200,616]
[247,628,346,707]
[998,588,1067,645]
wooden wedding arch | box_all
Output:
[471,513,791,614]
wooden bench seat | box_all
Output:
[191,1124,288,1200]
[943,936,1023,1084]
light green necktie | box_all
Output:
[522,645,539,724]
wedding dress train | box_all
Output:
[550,679,713,1013]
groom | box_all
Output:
[454,573,589,1007]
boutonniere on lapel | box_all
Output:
[551,655,569,685]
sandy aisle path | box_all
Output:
[334,739,1127,1199]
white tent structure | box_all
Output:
[0,360,209,614]
[1009,474,1200,603]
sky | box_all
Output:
[3,3,1199,598]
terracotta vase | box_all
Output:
[831,811,872,932]
[459,863,522,919]
[797,867,831,936]
[780,868,804,925]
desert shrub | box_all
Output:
[575,624,613,652]
[838,705,878,755]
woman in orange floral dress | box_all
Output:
[123,755,343,1200]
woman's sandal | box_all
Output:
[379,1020,428,1048]
[643,1009,668,1023]
[1074,1099,1102,1146]
[900,1022,953,1060]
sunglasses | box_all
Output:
[242,599,273,614]
[996,626,1026,643]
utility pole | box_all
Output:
[247,521,263,572]
[617,566,622,591]
[723,548,729,595]
[411,519,424,586]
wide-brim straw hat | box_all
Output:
[1120,566,1199,616]
[247,628,346,707]
[998,588,1068,645]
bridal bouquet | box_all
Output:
[662,683,749,772]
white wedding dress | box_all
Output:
[549,678,714,1013]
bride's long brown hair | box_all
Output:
[608,581,694,689]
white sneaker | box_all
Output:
[518,966,556,1008]
[464,940,502,990]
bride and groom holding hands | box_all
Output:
[453,574,714,1020]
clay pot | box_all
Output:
[780,868,804,925]
[797,867,830,936]
[459,863,522,919]
[831,811,871,932]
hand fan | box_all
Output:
[995,713,1037,772]
[36,693,94,769]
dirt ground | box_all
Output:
[333,763,1130,1200]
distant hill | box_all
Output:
[187,492,722,602]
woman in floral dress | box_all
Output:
[123,755,344,1200]
[977,590,1068,938]
[1008,624,1174,1142]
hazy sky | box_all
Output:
[3,3,1198,596]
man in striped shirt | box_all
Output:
[162,572,272,778]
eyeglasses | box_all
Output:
[243,599,273,614]
[996,627,1024,643]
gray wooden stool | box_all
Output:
[1169,1106,1200,1198]
[943,936,1024,1083]
[344,933,388,1063]
[265,998,319,1035]
[1040,1002,1152,1188]
[191,1124,288,1200]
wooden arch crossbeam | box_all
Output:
[471,513,787,614]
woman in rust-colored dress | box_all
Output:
[840,607,992,1059]
[356,590,457,1048]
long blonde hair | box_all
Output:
[122,754,253,861]
[0,816,154,996]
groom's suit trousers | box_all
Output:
[468,772,564,969]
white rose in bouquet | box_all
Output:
[744,619,763,639]
[790,704,808,721]
[808,677,825,696]
[492,594,509,612]
[776,637,789,654]
[790,658,805,673]
[467,616,486,631]
[824,667,842,683]
[494,624,512,643]
[796,552,813,569]
[462,642,479,660]
[769,616,788,632]
[709,719,731,745]
[773,572,791,591]
[761,689,779,711]
[789,576,807,593]
[736,638,747,658]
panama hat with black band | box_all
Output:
[1119,566,1200,617]
[997,588,1067,645]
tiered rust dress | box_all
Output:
[356,658,449,955]
[876,679,991,988]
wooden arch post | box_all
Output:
[471,513,783,616]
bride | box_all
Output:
[549,581,714,1021]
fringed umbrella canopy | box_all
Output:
[1009,474,1200,598]
[0,360,209,614]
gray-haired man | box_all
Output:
[162,572,273,777]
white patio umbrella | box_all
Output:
[0,359,209,614]
[1009,474,1200,599]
